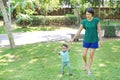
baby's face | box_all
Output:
[62,46,67,52]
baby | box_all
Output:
[55,44,72,76]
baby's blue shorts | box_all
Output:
[83,41,98,48]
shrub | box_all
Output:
[103,25,116,37]
[15,15,77,26]
[65,14,77,25]
[30,16,42,26]
[16,14,32,27]
[115,25,120,31]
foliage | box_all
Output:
[0,7,9,19]
[15,15,77,26]
[39,0,60,15]
[70,0,92,25]
[0,40,120,80]
[103,25,116,37]
[65,14,77,25]
[11,0,36,18]
[101,20,120,38]
[16,13,32,27]
[107,0,120,19]
[2,0,118,20]
[30,16,42,26]
[39,0,60,26]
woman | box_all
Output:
[70,7,102,75]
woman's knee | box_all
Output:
[90,51,95,58]
[82,53,87,57]
[82,48,88,57]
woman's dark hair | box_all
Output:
[85,7,94,16]
[62,44,68,48]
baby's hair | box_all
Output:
[62,44,68,48]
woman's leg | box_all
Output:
[88,49,96,74]
[82,48,88,69]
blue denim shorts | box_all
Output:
[83,41,98,48]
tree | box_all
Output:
[0,0,15,48]
[2,0,7,6]
[70,0,92,25]
[39,0,60,26]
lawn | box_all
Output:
[0,39,120,80]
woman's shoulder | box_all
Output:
[82,18,87,21]
[81,18,87,23]
[93,17,100,23]
[93,17,100,21]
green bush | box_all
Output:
[48,16,66,26]
[65,14,77,25]
[30,16,42,26]
[16,14,32,27]
[115,25,120,31]
[15,15,77,26]
[103,25,116,37]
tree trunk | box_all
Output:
[0,0,15,48]
[98,0,101,18]
[2,0,7,6]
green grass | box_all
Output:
[0,26,57,34]
[13,26,57,33]
[0,39,120,80]
[0,21,58,34]
[0,26,6,34]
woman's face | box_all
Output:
[86,11,92,19]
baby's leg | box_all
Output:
[61,62,67,74]
[67,62,72,75]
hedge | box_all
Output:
[102,25,120,37]
[16,15,77,26]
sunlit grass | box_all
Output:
[0,39,120,80]
[0,20,59,34]
[0,26,6,34]
[0,26,58,34]
[13,26,57,32]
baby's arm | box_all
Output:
[68,48,70,52]
[54,48,60,55]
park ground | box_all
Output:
[0,20,120,80]
[0,39,120,80]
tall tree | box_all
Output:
[98,0,101,18]
[2,0,7,6]
[0,0,15,48]
[39,0,60,26]
[70,0,92,25]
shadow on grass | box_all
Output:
[0,39,120,80]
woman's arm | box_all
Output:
[97,22,102,47]
[71,24,83,42]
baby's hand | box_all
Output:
[54,48,57,52]
[54,48,58,53]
